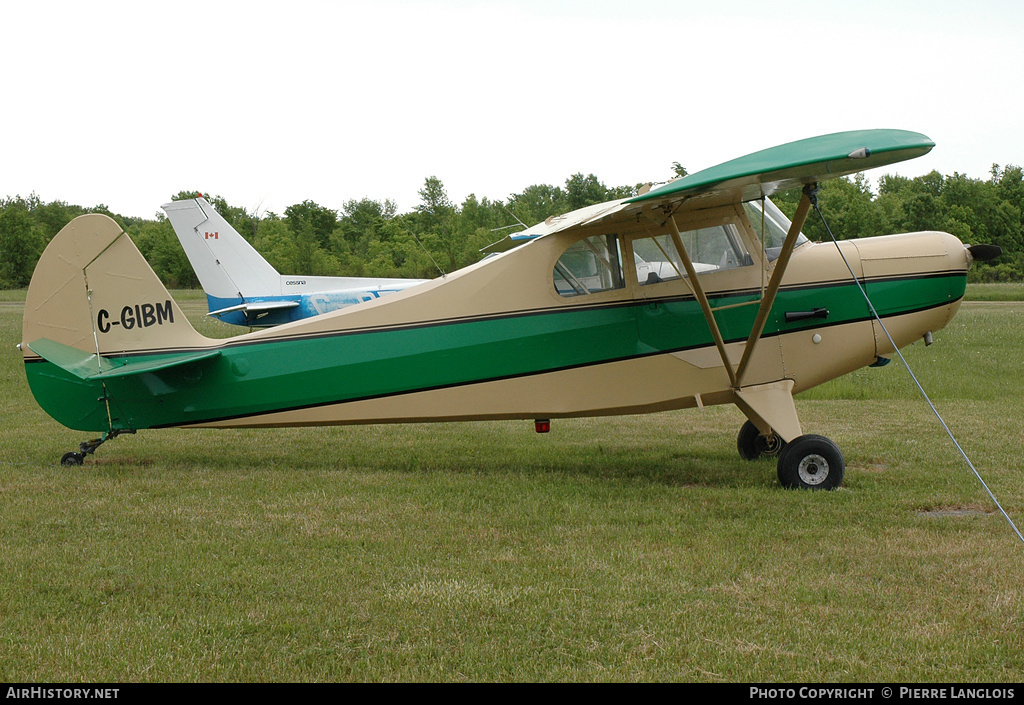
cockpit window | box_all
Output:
[633,234,684,285]
[743,198,809,261]
[633,221,753,285]
[673,224,753,272]
[554,234,625,297]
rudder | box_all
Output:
[22,213,209,360]
[162,197,281,304]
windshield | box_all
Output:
[742,198,809,261]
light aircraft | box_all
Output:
[161,196,428,327]
[20,129,1001,489]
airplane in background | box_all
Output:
[162,197,428,327]
[21,129,1001,490]
[165,194,799,328]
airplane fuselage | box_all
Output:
[24,202,968,434]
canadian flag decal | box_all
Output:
[204,232,219,240]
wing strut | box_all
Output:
[665,184,814,390]
[733,185,816,388]
[667,215,738,388]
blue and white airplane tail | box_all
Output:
[162,197,427,327]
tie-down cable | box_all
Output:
[804,184,1024,545]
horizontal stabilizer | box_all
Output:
[29,338,221,380]
[208,300,301,319]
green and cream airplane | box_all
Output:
[20,129,998,489]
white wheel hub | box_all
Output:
[797,454,830,485]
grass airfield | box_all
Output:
[1,288,1022,682]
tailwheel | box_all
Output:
[61,452,85,467]
[737,420,785,461]
[777,434,845,490]
[58,429,134,467]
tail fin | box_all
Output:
[22,213,215,432]
[162,197,281,309]
[22,213,209,359]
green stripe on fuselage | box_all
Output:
[24,273,965,432]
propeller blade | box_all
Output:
[968,244,1002,262]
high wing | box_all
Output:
[513,129,934,239]
[511,198,633,240]
[627,128,934,208]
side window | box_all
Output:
[633,234,685,285]
[554,234,624,297]
[673,224,753,273]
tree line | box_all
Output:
[2,164,1022,289]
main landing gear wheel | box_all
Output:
[737,420,785,461]
[776,434,845,491]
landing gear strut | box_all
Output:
[59,430,133,466]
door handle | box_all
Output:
[784,307,829,323]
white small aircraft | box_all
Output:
[162,197,428,327]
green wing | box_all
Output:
[629,129,934,205]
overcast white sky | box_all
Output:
[3,0,1023,220]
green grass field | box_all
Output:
[1,287,1023,682]
[965,282,1024,301]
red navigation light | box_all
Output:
[534,419,550,434]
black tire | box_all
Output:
[777,435,844,490]
[737,420,785,461]
[60,452,84,467]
